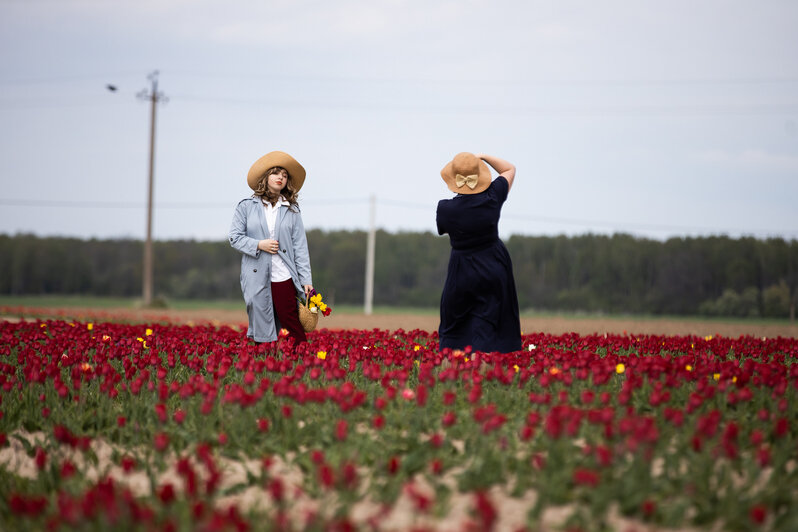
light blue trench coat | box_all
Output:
[229,197,313,342]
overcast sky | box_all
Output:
[1,0,797,242]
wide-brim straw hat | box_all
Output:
[247,151,306,192]
[440,152,491,195]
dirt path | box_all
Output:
[2,305,796,338]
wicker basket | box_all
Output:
[298,300,319,332]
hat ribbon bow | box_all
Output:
[455,173,479,190]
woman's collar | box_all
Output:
[255,195,291,206]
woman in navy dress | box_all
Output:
[436,152,522,353]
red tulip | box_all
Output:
[319,464,334,488]
[336,419,348,441]
[474,491,497,530]
[749,505,767,524]
[405,482,432,512]
[774,418,789,438]
[387,456,400,475]
[153,432,169,452]
[155,403,167,423]
[34,447,47,470]
[60,459,77,479]
[340,462,358,490]
[573,468,600,487]
[311,450,325,465]
[641,499,656,517]
[757,446,771,467]
[121,455,136,473]
[268,477,284,502]
[443,390,456,405]
[158,483,176,505]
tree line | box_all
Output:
[1,231,796,319]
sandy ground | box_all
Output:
[1,429,698,532]
[1,305,796,338]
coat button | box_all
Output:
[253,269,257,272]
[281,249,286,253]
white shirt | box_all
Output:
[263,197,292,282]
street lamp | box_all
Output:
[107,72,166,307]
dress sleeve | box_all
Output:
[436,201,447,235]
[491,176,509,204]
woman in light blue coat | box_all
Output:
[229,151,313,347]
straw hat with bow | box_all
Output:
[440,152,491,195]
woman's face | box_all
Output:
[267,168,289,194]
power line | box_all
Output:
[0,198,369,209]
[2,197,794,237]
[4,71,798,87]
[0,71,148,86]
[3,70,798,117]
[3,92,794,116]
[170,94,798,117]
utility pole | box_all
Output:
[137,71,166,307]
[364,195,376,315]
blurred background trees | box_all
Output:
[1,231,795,319]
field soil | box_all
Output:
[2,304,796,338]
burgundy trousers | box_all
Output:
[271,279,307,344]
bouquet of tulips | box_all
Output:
[300,288,331,317]
[297,288,331,332]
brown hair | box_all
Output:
[253,166,299,209]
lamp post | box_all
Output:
[136,71,166,307]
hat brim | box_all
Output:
[440,156,491,195]
[247,151,306,192]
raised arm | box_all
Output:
[475,153,516,191]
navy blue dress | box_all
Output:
[436,176,522,353]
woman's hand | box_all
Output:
[303,285,314,298]
[258,239,280,254]
[475,153,516,190]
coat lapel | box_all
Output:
[274,204,288,238]
[252,197,269,238]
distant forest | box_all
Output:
[1,231,796,319]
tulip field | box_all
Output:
[1,318,797,531]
